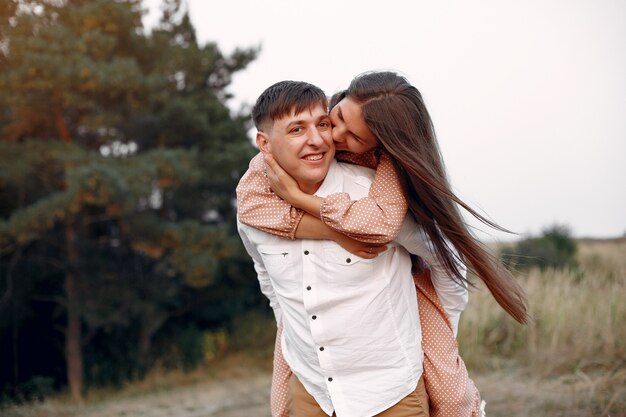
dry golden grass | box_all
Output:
[459,237,626,416]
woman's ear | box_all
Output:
[256,131,271,155]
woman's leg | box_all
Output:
[415,268,482,417]
[270,321,292,417]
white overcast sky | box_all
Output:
[145,0,626,240]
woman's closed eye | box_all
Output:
[351,132,363,143]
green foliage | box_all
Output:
[228,310,277,358]
[160,325,207,372]
[201,329,229,362]
[500,224,578,270]
[0,0,260,401]
[5,376,55,404]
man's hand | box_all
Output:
[334,232,388,259]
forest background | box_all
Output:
[0,1,624,416]
[0,0,260,403]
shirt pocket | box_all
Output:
[321,242,374,289]
[258,244,299,292]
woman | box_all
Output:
[237,71,526,416]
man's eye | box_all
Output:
[319,121,330,128]
[291,127,303,133]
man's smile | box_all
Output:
[302,153,325,161]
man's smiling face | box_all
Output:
[257,103,335,195]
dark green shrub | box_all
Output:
[501,224,578,270]
[229,310,277,358]
[1,376,55,404]
[161,325,207,372]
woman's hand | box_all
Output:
[333,232,387,259]
[264,153,304,206]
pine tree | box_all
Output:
[0,0,257,401]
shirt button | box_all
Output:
[346,258,351,263]
[319,346,324,351]
[304,250,309,255]
[311,315,317,320]
[328,377,333,382]
[306,286,311,291]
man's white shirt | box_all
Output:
[237,160,468,417]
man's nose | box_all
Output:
[307,127,325,146]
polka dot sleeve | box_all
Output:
[235,153,304,240]
[321,150,409,244]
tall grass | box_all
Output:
[459,238,626,415]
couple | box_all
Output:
[236,72,527,417]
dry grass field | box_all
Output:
[457,237,626,416]
[3,238,625,417]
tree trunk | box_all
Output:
[56,94,82,401]
[3,246,24,386]
[64,221,83,402]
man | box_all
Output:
[237,81,464,417]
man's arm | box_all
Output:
[295,214,387,259]
[395,217,469,336]
[236,220,282,324]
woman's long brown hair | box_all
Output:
[335,71,528,324]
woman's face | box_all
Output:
[329,97,378,154]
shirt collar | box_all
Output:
[314,159,342,198]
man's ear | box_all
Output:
[256,131,271,155]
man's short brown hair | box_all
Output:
[252,81,328,131]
